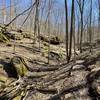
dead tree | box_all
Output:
[4,1,36,28]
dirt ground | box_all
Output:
[0,37,100,100]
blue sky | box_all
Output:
[0,0,70,8]
[0,0,98,26]
[0,0,72,12]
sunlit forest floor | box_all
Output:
[0,31,100,100]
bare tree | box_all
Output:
[30,0,34,32]
[76,0,85,53]
[2,0,6,24]
[65,0,75,63]
[98,0,100,39]
[65,0,69,62]
[89,0,92,52]
[73,7,76,62]
[47,0,52,64]
[33,0,40,44]
[68,0,75,61]
[68,0,75,76]
[10,0,15,28]
[76,7,80,50]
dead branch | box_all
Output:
[5,1,36,27]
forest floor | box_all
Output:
[0,33,100,100]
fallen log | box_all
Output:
[10,56,29,78]
[37,88,57,94]
[48,83,87,100]
[31,67,59,72]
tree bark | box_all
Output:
[65,0,69,62]
[68,0,75,61]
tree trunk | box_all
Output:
[68,0,75,61]
[65,0,69,62]
[89,0,92,53]
[2,0,6,24]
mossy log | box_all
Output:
[10,56,29,78]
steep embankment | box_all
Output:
[0,30,100,100]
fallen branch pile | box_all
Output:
[0,51,100,100]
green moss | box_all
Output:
[0,32,9,43]
[0,75,7,83]
[11,56,28,77]
[20,61,28,77]
[12,95,22,100]
[59,49,64,58]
